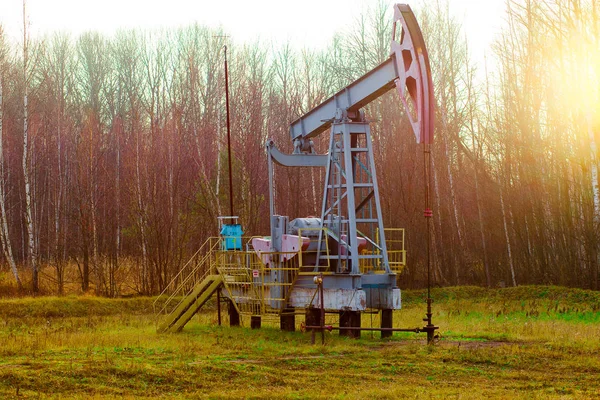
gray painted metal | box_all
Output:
[319,121,390,275]
[289,57,398,141]
[361,273,397,287]
[268,215,288,308]
[340,123,361,274]
[294,272,396,290]
[294,274,361,290]
[267,140,328,167]
[270,215,288,252]
[288,218,322,235]
[267,141,275,219]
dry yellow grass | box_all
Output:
[0,286,599,398]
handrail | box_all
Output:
[153,237,221,319]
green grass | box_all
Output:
[1,286,599,399]
[0,295,157,318]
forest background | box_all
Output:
[0,0,598,296]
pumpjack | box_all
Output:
[155,3,436,340]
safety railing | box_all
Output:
[359,228,406,273]
[215,250,262,315]
[378,228,406,273]
[216,247,302,316]
[153,237,222,326]
[257,251,300,313]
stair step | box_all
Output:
[158,275,223,333]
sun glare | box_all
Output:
[547,32,600,131]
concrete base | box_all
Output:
[290,283,400,311]
[291,288,367,311]
[363,287,402,309]
[251,316,261,329]
[381,309,393,339]
[280,309,295,332]
[339,310,361,338]
[228,301,240,327]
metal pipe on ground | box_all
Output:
[305,325,422,333]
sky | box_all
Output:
[0,0,506,71]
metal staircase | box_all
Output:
[154,237,221,332]
[157,274,222,333]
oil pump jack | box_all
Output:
[156,3,437,341]
[261,3,435,337]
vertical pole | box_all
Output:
[319,274,325,345]
[341,124,359,273]
[381,309,393,338]
[224,45,234,217]
[280,308,295,331]
[267,145,275,220]
[216,288,222,326]
[228,300,240,327]
[306,307,320,344]
[250,316,261,329]
[339,311,350,337]
[423,143,436,344]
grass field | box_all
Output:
[1,286,599,399]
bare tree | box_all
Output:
[22,0,39,292]
[0,26,21,290]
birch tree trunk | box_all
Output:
[22,0,38,293]
[0,74,21,289]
